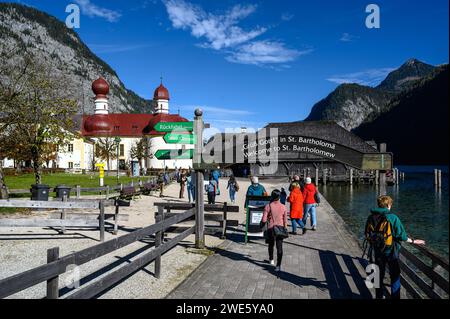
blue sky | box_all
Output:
[9,0,450,133]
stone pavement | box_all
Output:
[168,194,374,299]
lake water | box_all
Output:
[320,166,449,258]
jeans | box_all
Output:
[267,230,284,267]
[291,218,305,232]
[229,189,236,202]
[207,191,216,204]
[303,204,317,227]
[375,254,401,299]
[187,186,195,202]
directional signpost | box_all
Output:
[154,121,195,161]
[154,121,194,132]
[155,149,194,160]
[163,133,195,144]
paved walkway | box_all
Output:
[168,195,374,299]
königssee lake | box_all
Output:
[321,166,449,258]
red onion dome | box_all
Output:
[153,83,170,100]
[92,77,110,98]
[83,115,113,134]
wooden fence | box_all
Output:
[399,244,449,299]
[0,198,128,241]
[5,172,178,199]
[154,202,239,239]
[0,206,195,299]
[0,200,239,299]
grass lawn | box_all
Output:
[4,173,152,190]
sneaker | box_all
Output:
[269,260,275,265]
[290,231,297,235]
[302,228,307,235]
[275,266,281,272]
[312,225,317,231]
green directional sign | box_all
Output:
[155,149,194,160]
[164,133,196,144]
[154,121,194,132]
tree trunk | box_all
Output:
[32,151,42,185]
[0,165,9,199]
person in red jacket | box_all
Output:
[288,183,307,235]
[302,177,318,230]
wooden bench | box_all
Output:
[119,186,141,200]
[140,182,158,195]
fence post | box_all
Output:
[222,202,228,239]
[349,169,353,186]
[194,108,205,249]
[46,247,60,299]
[154,206,165,279]
[76,185,81,199]
[99,201,105,242]
[105,185,110,199]
[114,200,119,235]
[378,143,387,195]
[315,168,319,185]
[60,195,67,234]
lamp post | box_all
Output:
[115,137,121,184]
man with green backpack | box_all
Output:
[364,195,425,299]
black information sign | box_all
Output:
[245,195,272,243]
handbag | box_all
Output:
[260,203,289,240]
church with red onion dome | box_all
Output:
[80,77,193,171]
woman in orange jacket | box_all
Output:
[288,183,307,235]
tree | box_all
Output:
[0,46,78,185]
[94,137,117,172]
[130,138,149,175]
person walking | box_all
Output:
[364,195,425,299]
[187,171,195,203]
[289,175,300,192]
[212,169,221,195]
[157,172,165,197]
[179,169,187,199]
[302,177,318,230]
[261,190,288,272]
[206,176,217,204]
[288,183,307,235]
[280,187,287,205]
[245,176,267,207]
[227,175,239,204]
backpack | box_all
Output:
[363,213,394,261]
[314,190,321,204]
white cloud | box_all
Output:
[281,12,294,21]
[182,105,254,116]
[163,0,306,66]
[327,68,396,87]
[340,33,359,42]
[227,41,311,66]
[164,0,265,50]
[74,0,121,22]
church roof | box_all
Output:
[80,113,189,137]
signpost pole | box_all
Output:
[194,109,205,249]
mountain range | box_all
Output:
[0,3,152,114]
[305,58,449,165]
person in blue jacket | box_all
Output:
[245,176,267,207]
[212,169,221,195]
